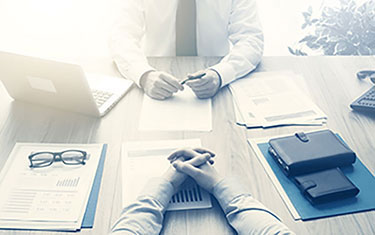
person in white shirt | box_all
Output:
[110,148,294,235]
[110,0,264,100]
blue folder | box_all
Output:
[81,144,108,228]
[256,137,375,221]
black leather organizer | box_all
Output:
[268,130,360,204]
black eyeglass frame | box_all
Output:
[28,149,88,168]
[357,70,375,84]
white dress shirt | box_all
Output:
[110,0,264,88]
[110,177,294,235]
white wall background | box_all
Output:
[0,0,370,60]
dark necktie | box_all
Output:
[176,0,197,56]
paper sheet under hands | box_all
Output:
[139,88,212,131]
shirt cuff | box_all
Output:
[210,62,236,88]
[139,177,175,209]
[213,177,281,221]
[114,58,155,88]
[212,177,250,211]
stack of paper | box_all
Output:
[0,143,106,231]
[229,71,327,128]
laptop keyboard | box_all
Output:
[92,89,114,107]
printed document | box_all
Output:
[139,88,212,131]
[0,143,104,231]
[229,72,327,128]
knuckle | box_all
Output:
[153,80,163,88]
[180,164,189,171]
[150,87,160,94]
[190,171,199,178]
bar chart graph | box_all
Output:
[56,177,80,187]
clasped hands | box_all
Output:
[140,69,221,100]
[163,147,223,193]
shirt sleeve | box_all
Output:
[212,177,295,235]
[210,0,264,88]
[109,0,155,87]
[110,177,175,235]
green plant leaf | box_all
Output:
[339,0,351,5]
[334,41,348,54]
[358,45,372,55]
[293,1,375,56]
[299,35,317,43]
[288,47,296,55]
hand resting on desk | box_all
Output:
[168,148,223,192]
[110,147,294,235]
[140,69,221,100]
[140,70,184,100]
[185,69,222,99]
[163,148,216,191]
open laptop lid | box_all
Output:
[0,51,100,116]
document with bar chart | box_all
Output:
[0,143,104,231]
[122,139,212,211]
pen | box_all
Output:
[180,73,206,85]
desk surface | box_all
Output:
[0,56,374,235]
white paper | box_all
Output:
[121,139,212,210]
[230,72,327,128]
[0,143,104,231]
[139,88,212,131]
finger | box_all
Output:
[187,70,206,78]
[168,148,192,161]
[190,85,214,92]
[168,148,199,162]
[153,88,172,98]
[173,161,203,178]
[186,153,212,167]
[154,79,178,93]
[148,91,165,100]
[185,77,210,88]
[160,73,184,91]
[158,81,178,93]
[193,147,215,157]
[194,91,213,99]
[159,87,174,97]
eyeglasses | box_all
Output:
[28,150,88,168]
[357,70,375,84]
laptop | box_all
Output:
[0,51,133,117]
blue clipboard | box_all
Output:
[255,136,375,221]
[81,144,107,228]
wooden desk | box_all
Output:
[0,56,374,235]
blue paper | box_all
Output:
[257,138,375,221]
[81,144,108,228]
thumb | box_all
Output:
[187,70,206,78]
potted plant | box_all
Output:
[288,0,375,56]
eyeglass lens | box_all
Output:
[31,153,54,167]
[370,73,375,84]
[61,151,86,165]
